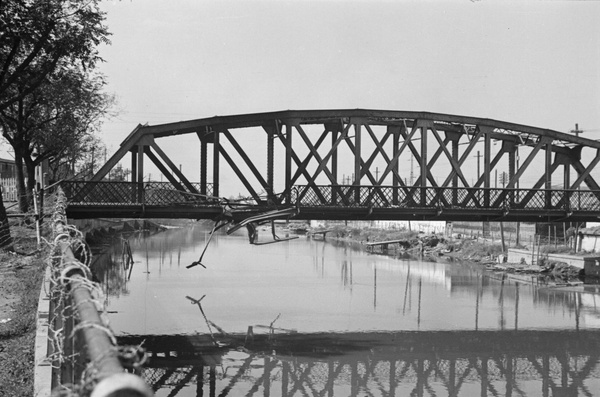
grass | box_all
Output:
[454,239,504,261]
[538,244,575,255]
[0,222,46,397]
[328,225,418,242]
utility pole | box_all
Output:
[90,147,95,179]
[500,171,508,188]
[571,123,583,138]
[474,150,481,180]
[570,123,583,210]
[410,157,414,185]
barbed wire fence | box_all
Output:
[0,186,50,250]
[42,186,153,397]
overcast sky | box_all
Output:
[64,0,600,190]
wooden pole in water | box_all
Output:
[500,222,506,252]
[417,278,422,328]
[514,283,519,331]
[475,275,480,331]
[536,234,541,265]
[575,223,581,253]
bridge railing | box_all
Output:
[294,185,600,212]
[61,181,600,213]
[61,181,215,205]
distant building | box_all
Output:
[0,157,22,202]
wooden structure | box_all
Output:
[366,238,412,252]
[307,229,333,240]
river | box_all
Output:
[93,223,600,397]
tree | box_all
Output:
[48,134,106,182]
[107,164,130,182]
[0,0,109,249]
[54,135,110,182]
[0,0,110,111]
[0,67,114,211]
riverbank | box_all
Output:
[307,224,503,259]
[0,219,45,396]
[306,223,588,281]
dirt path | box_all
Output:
[0,268,19,326]
[0,224,45,396]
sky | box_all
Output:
[10,0,600,193]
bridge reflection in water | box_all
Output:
[90,226,600,396]
[119,330,600,397]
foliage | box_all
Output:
[329,225,418,242]
[35,70,114,168]
[1,67,113,210]
[0,0,110,111]
[539,244,575,255]
[49,134,108,182]
[106,163,130,182]
[456,239,504,260]
[0,1,112,211]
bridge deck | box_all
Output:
[60,181,600,222]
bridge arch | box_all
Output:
[64,109,600,222]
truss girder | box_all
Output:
[82,109,600,221]
[571,149,600,191]
[221,128,270,192]
[149,142,198,194]
[439,128,484,188]
[294,122,338,185]
[217,145,262,203]
[506,137,550,189]
[275,121,330,204]
[144,147,186,192]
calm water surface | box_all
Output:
[94,224,600,396]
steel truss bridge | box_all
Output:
[120,330,600,397]
[63,110,600,222]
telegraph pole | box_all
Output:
[410,156,414,185]
[474,150,481,180]
[571,123,583,137]
[570,123,583,211]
